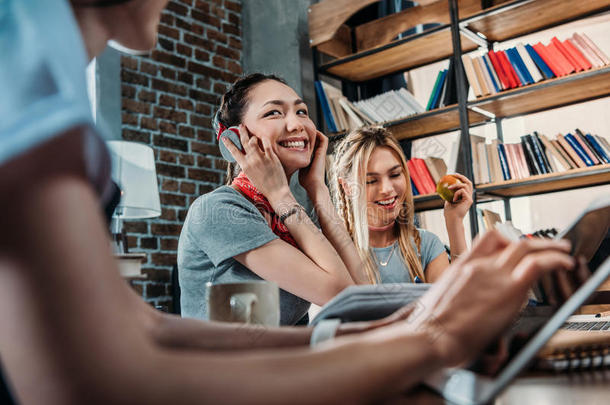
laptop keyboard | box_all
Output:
[561,321,610,331]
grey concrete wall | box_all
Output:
[241,0,317,123]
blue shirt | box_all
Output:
[0,0,92,165]
[371,229,447,283]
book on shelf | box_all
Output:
[537,133,571,172]
[520,135,540,175]
[585,133,610,164]
[497,143,511,180]
[470,135,486,185]
[477,141,491,184]
[481,209,503,231]
[464,33,608,99]
[423,157,447,185]
[410,178,419,197]
[314,80,337,133]
[487,139,503,183]
[513,143,531,178]
[407,159,434,195]
[557,133,586,168]
[531,132,552,174]
[574,129,601,165]
[565,133,595,166]
[534,132,558,173]
[426,69,447,111]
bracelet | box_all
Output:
[279,205,304,224]
[310,318,341,347]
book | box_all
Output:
[570,35,605,68]
[557,133,586,168]
[533,42,564,77]
[477,55,497,94]
[482,54,501,92]
[551,138,578,169]
[564,133,594,166]
[442,57,457,107]
[472,56,491,95]
[470,135,487,184]
[520,136,540,175]
[477,142,491,184]
[538,133,573,171]
[506,47,533,85]
[532,132,553,173]
[562,39,592,71]
[525,44,555,80]
[595,135,610,157]
[426,69,447,111]
[497,50,522,87]
[338,98,364,129]
[504,143,521,179]
[488,50,511,90]
[462,54,483,97]
[407,160,427,195]
[397,88,425,114]
[574,129,600,165]
[410,178,419,196]
[514,143,532,178]
[481,209,503,231]
[577,32,610,65]
[585,134,610,164]
[412,158,438,194]
[314,81,338,133]
[534,132,558,173]
[551,36,582,72]
[486,141,502,183]
[516,43,543,83]
[423,157,447,184]
[546,41,575,76]
[497,143,511,180]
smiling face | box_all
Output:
[365,146,408,228]
[241,80,317,175]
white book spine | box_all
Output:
[516,43,543,83]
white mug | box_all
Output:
[206,281,280,326]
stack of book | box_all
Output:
[314,80,424,133]
[470,130,610,185]
[406,157,447,196]
[462,32,609,98]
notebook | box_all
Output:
[425,196,610,405]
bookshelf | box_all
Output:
[309,0,610,229]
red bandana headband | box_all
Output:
[216,122,227,141]
[232,172,298,248]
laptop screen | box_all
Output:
[469,200,610,377]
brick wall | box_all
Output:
[120,0,242,310]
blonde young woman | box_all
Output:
[330,126,473,284]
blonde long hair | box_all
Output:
[329,127,425,284]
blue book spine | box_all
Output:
[314,81,337,133]
[411,178,419,196]
[530,133,551,174]
[482,55,500,93]
[507,48,533,85]
[497,144,511,180]
[565,133,594,166]
[525,44,554,79]
[430,69,447,110]
[585,134,610,164]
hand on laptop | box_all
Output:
[403,230,574,368]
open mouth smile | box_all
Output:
[375,196,398,209]
[278,139,308,150]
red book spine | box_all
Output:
[546,42,574,75]
[488,50,511,89]
[563,39,592,71]
[407,160,427,195]
[533,42,564,77]
[551,37,581,72]
[413,158,437,194]
[497,50,521,87]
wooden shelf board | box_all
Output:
[469,66,610,119]
[476,165,610,198]
[388,105,489,141]
[322,28,478,82]
[414,194,444,211]
[464,0,610,43]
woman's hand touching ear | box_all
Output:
[299,130,329,193]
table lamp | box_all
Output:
[107,140,161,253]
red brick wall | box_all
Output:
[120,0,242,309]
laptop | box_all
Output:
[424,196,610,405]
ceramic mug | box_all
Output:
[206,280,280,326]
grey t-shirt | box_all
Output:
[371,229,446,283]
[178,185,311,325]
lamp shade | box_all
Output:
[107,141,161,219]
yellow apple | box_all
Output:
[436,174,462,202]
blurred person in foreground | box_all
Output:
[0,1,575,404]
